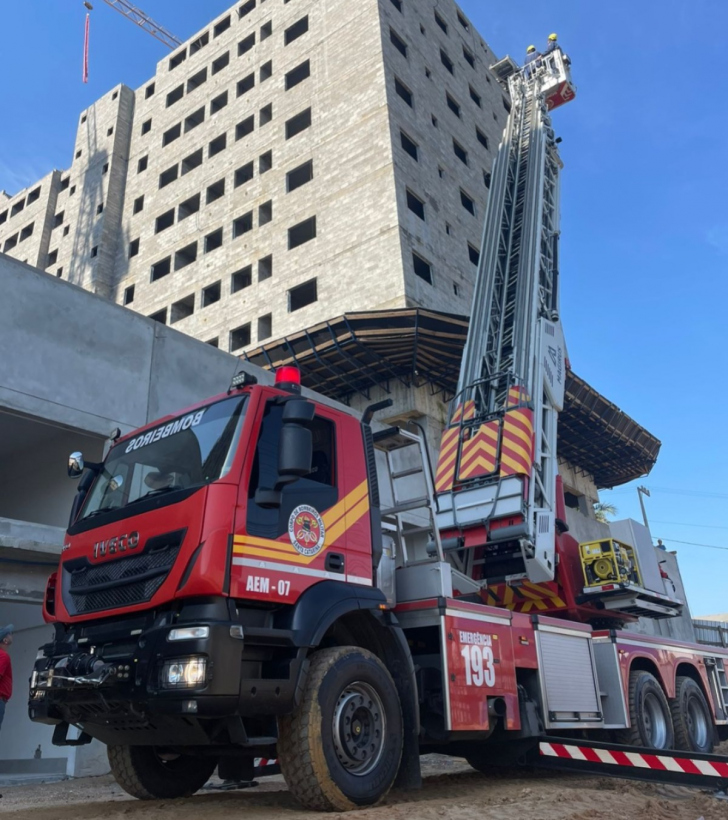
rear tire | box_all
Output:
[277,646,403,811]
[669,676,714,753]
[108,745,217,800]
[614,670,674,750]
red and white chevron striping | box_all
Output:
[540,742,728,778]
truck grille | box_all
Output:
[67,699,151,730]
[63,530,186,615]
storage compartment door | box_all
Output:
[536,627,603,729]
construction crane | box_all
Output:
[434,50,576,585]
[83,0,180,50]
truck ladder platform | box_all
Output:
[531,736,728,792]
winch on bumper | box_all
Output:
[29,599,304,748]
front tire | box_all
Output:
[108,745,217,800]
[670,676,715,753]
[615,670,674,750]
[277,646,403,811]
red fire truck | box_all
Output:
[29,50,728,811]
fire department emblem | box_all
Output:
[288,505,326,557]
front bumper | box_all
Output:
[29,599,304,747]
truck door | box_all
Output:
[230,398,345,603]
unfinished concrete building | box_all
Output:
[0,0,503,351]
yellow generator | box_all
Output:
[579,539,643,589]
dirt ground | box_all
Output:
[1,753,726,820]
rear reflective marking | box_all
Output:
[539,742,728,778]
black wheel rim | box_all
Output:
[332,681,386,776]
[153,749,184,772]
[686,694,709,749]
[642,692,668,748]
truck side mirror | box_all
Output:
[282,399,315,425]
[253,400,315,509]
[278,424,313,479]
[255,488,283,509]
[68,452,84,478]
[278,399,314,480]
[68,468,98,528]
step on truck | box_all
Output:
[29,47,728,811]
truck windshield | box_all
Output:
[79,396,247,521]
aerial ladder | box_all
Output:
[431,51,683,625]
[434,50,575,586]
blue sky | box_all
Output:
[1,1,726,615]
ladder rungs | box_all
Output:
[391,467,425,480]
[399,525,433,537]
[381,498,431,516]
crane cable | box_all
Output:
[657,538,728,553]
[608,486,728,500]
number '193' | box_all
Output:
[460,644,496,687]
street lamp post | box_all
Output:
[637,485,651,530]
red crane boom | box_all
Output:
[88,0,181,50]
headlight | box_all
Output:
[167,626,210,642]
[160,656,207,689]
[167,662,185,685]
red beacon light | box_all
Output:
[275,366,302,393]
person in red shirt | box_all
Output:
[0,624,13,733]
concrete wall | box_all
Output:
[0,171,62,270]
[0,541,59,606]
[116,0,402,351]
[0,422,102,528]
[559,459,600,508]
[381,0,503,315]
[623,548,696,643]
[565,505,610,545]
[0,604,60,770]
[0,602,109,779]
[0,254,243,439]
[48,86,134,296]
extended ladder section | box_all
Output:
[435,52,575,585]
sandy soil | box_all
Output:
[1,753,726,820]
